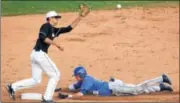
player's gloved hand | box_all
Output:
[58,93,68,99]
[79,4,90,17]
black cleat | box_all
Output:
[42,97,55,103]
[5,84,15,100]
[160,83,173,92]
[42,100,55,103]
[162,74,172,85]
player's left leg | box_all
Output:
[137,74,172,88]
[38,52,60,101]
[110,82,173,96]
[133,74,173,95]
[108,74,172,96]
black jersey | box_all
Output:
[34,22,72,53]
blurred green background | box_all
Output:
[2,1,179,16]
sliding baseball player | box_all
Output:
[58,66,173,99]
[6,5,90,103]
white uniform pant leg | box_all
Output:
[12,51,43,91]
[135,76,163,94]
[137,76,163,87]
[37,52,60,101]
[125,76,163,95]
[143,85,161,94]
[108,79,132,96]
[120,83,161,95]
[108,77,162,96]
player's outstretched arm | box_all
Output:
[55,4,90,36]
[70,16,83,29]
[54,16,82,36]
[58,92,83,99]
[70,4,90,28]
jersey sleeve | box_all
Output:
[80,78,93,95]
[54,25,73,36]
[39,24,49,41]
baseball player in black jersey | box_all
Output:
[6,11,84,103]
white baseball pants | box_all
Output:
[11,50,60,100]
[109,76,163,96]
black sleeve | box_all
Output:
[55,25,73,37]
[39,24,49,41]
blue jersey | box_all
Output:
[73,75,112,96]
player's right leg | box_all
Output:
[6,50,43,100]
[143,83,173,94]
[134,74,173,95]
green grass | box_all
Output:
[2,1,179,16]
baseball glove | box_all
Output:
[79,4,90,17]
[58,93,68,99]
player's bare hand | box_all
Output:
[56,45,64,51]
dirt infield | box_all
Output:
[1,5,179,102]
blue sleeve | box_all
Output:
[80,78,93,95]
[73,81,82,89]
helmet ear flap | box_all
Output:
[77,73,82,78]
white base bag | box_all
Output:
[21,93,42,100]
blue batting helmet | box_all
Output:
[73,66,87,78]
